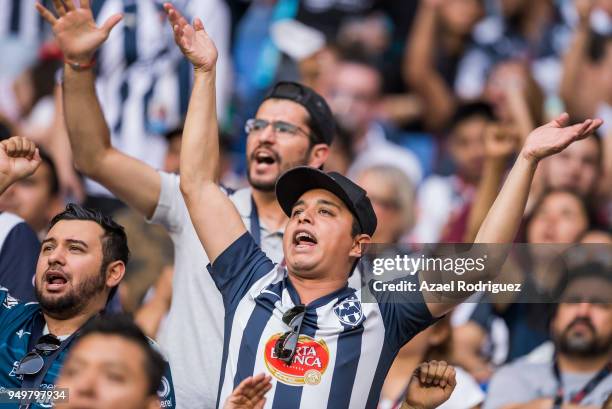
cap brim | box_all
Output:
[276,167,357,220]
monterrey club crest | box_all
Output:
[333,298,364,326]
[264,334,329,386]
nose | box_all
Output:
[297,208,313,225]
[47,246,67,266]
[70,368,97,399]
[576,302,593,317]
[256,123,276,144]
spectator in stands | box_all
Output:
[327,52,423,184]
[57,315,274,409]
[55,315,168,409]
[0,201,178,407]
[355,165,416,244]
[0,148,63,237]
[403,0,485,131]
[0,136,41,302]
[38,1,333,406]
[412,102,496,244]
[484,263,612,409]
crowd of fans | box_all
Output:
[0,0,611,408]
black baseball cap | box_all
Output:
[276,166,377,236]
[264,81,335,145]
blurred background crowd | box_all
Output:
[0,0,611,407]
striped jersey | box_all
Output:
[210,233,437,409]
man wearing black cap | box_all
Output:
[171,3,604,407]
[37,1,334,407]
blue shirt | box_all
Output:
[0,213,39,303]
[0,288,176,408]
[208,232,437,409]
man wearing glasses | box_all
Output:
[37,1,333,407]
[166,2,604,408]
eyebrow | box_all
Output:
[41,238,89,248]
[317,199,341,209]
[292,198,342,210]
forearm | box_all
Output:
[475,155,536,243]
[559,23,589,109]
[404,4,437,86]
[62,66,113,175]
[464,158,507,242]
[179,69,219,193]
[179,68,246,263]
[403,5,454,130]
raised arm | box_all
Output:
[474,113,602,244]
[425,114,602,317]
[559,0,593,117]
[164,4,246,263]
[463,124,518,242]
[0,137,41,195]
[403,0,455,131]
[36,0,161,218]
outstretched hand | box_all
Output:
[0,137,41,192]
[403,361,457,409]
[521,113,602,164]
[36,0,122,64]
[223,373,272,409]
[163,3,218,72]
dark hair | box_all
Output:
[39,149,60,196]
[526,188,597,235]
[49,204,130,301]
[77,315,165,396]
[448,102,495,133]
[337,46,383,93]
[351,217,361,237]
[30,59,62,107]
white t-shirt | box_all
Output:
[149,172,284,409]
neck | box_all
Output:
[288,273,347,305]
[43,309,98,337]
[252,188,287,231]
[557,352,611,373]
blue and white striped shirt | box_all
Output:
[209,233,437,409]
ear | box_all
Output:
[308,143,330,168]
[349,234,371,258]
[105,260,126,288]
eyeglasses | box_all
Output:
[274,305,306,365]
[15,334,61,376]
[245,118,312,140]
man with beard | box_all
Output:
[484,263,612,409]
[0,203,176,409]
[36,1,332,407]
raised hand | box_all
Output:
[163,3,218,72]
[0,137,41,192]
[223,374,272,409]
[36,0,122,64]
[403,361,457,409]
[484,124,519,160]
[521,113,602,164]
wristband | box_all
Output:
[65,57,96,71]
